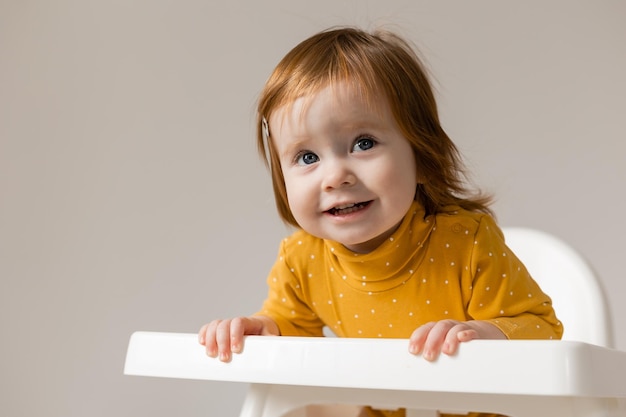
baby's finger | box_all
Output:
[442,325,479,355]
[441,325,466,355]
[203,320,221,358]
[420,320,455,361]
[229,317,247,353]
[215,319,234,362]
[408,321,436,355]
[198,323,209,345]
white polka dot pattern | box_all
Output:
[257,202,563,341]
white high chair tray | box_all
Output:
[124,332,626,416]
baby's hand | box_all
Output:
[198,315,279,362]
[408,320,505,361]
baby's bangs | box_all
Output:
[269,38,385,120]
[326,35,386,106]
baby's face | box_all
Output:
[269,82,418,253]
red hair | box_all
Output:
[257,27,492,227]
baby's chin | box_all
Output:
[299,220,398,253]
[338,233,392,254]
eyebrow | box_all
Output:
[277,137,311,161]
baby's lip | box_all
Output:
[324,201,372,215]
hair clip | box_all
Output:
[261,116,272,171]
[262,117,270,140]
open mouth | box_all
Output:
[326,201,372,216]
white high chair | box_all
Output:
[125,227,626,417]
[503,227,613,348]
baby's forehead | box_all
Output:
[269,81,388,129]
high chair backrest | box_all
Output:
[502,227,613,347]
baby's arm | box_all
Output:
[408,320,506,361]
[198,315,279,362]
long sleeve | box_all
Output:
[255,238,325,337]
[466,215,563,339]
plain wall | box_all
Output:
[1,1,625,416]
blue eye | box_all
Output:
[353,137,375,152]
[296,152,319,165]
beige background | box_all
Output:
[1,1,625,416]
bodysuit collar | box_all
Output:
[323,202,435,292]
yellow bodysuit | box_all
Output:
[256,201,562,416]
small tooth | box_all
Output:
[336,203,356,210]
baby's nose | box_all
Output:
[322,159,357,190]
